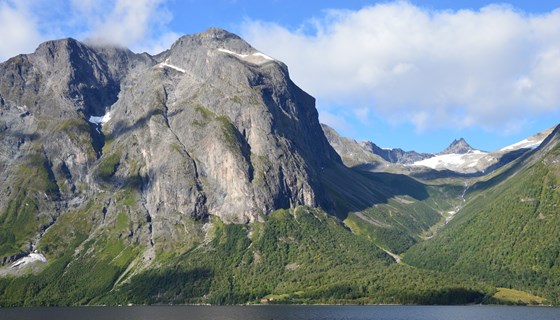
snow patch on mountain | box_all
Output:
[11,252,47,269]
[88,112,111,125]
[412,150,488,170]
[157,58,186,73]
[500,138,543,152]
[411,129,552,173]
[218,48,274,65]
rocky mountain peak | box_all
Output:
[169,28,254,56]
[440,138,476,155]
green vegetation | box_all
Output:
[489,288,547,305]
[0,191,142,306]
[0,207,493,306]
[216,115,239,150]
[192,104,215,127]
[0,151,57,257]
[404,143,560,303]
[96,207,491,305]
[53,118,90,134]
[0,239,139,306]
[97,152,121,181]
[322,165,461,253]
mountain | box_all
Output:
[439,138,476,155]
[404,125,560,303]
[360,141,434,164]
[0,29,493,306]
[322,124,551,177]
[320,124,385,167]
[0,28,341,261]
[0,29,558,306]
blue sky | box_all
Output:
[1,0,559,152]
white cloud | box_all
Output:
[0,1,43,61]
[0,0,177,62]
[76,0,178,53]
[241,2,560,133]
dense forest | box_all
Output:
[0,208,493,306]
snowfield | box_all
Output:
[412,150,488,171]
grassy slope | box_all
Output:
[404,141,560,303]
[0,150,59,258]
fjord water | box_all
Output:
[2,305,560,320]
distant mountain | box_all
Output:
[321,124,432,166]
[320,124,385,167]
[411,129,553,174]
[322,123,552,176]
[360,141,433,164]
[439,138,477,155]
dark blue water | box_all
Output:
[1,305,559,320]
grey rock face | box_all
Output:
[439,138,476,155]
[321,124,385,167]
[0,28,341,256]
[360,141,433,164]
[322,123,432,166]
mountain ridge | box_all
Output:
[321,123,554,176]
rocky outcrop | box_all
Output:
[0,28,341,257]
[439,138,476,155]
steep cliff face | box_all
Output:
[0,28,340,260]
[102,28,340,234]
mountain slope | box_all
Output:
[320,121,463,254]
[404,125,560,303]
[321,124,386,167]
[320,163,463,253]
[0,38,153,261]
[0,28,343,265]
[0,207,492,306]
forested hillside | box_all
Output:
[405,128,560,303]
